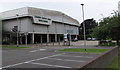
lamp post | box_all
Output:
[16,14,19,47]
[81,4,86,51]
[62,13,65,46]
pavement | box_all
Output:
[71,40,99,46]
[16,40,99,47]
[1,41,113,70]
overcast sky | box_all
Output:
[0,0,119,23]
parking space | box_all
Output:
[2,51,99,69]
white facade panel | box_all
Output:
[3,18,29,33]
[33,24,48,33]
[3,19,18,32]
[27,18,48,33]
[48,23,56,34]
[56,23,64,34]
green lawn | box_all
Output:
[1,45,31,49]
[107,49,120,70]
[58,48,109,53]
[108,56,119,68]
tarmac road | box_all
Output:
[1,46,109,70]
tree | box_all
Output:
[79,18,97,39]
[91,11,120,45]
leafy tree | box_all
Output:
[91,11,120,45]
[79,18,97,39]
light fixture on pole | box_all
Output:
[16,14,19,47]
[81,4,86,51]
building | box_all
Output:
[79,18,96,39]
[1,7,79,45]
[118,1,120,14]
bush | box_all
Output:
[99,42,116,46]
[2,40,11,45]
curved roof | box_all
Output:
[0,7,79,26]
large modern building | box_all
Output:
[1,7,79,45]
[118,1,120,14]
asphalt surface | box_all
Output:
[1,46,110,69]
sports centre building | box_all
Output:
[1,7,79,45]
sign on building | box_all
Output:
[33,16,52,25]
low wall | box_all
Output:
[77,46,118,69]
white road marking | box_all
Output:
[40,49,46,51]
[47,58,85,62]
[60,55,93,58]
[24,53,64,63]
[29,62,71,68]
[1,53,64,69]
[1,62,24,69]
[1,53,92,69]
[30,49,46,52]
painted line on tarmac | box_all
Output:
[1,53,64,69]
[46,58,85,62]
[30,49,46,52]
[24,53,64,63]
[1,62,24,69]
[29,62,71,68]
[59,55,93,58]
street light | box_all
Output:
[81,4,86,51]
[16,14,19,47]
[62,13,65,46]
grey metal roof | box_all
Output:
[0,7,80,26]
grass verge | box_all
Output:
[1,45,31,49]
[106,49,120,70]
[108,56,119,68]
[58,48,109,53]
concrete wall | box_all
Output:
[3,17,29,33]
[2,17,78,35]
[28,20,78,35]
[27,18,48,33]
[55,22,64,34]
[49,22,56,34]
[77,47,118,69]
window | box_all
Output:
[38,19,48,23]
[35,16,41,18]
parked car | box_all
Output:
[87,38,92,40]
[72,37,78,42]
[91,38,96,41]
[87,38,96,41]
